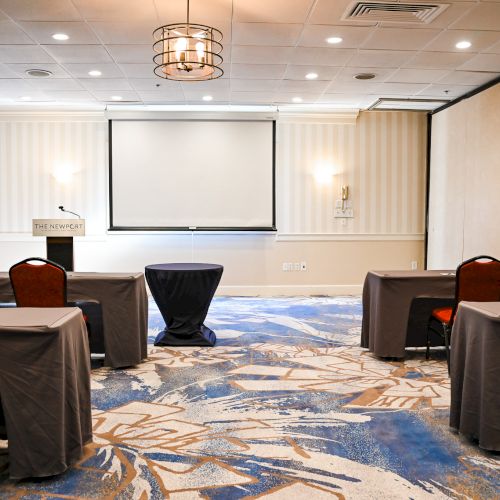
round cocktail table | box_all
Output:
[145,263,223,347]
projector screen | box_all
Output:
[109,119,275,230]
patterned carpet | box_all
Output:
[1,296,499,499]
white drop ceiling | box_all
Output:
[0,0,498,109]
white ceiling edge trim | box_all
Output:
[0,111,107,122]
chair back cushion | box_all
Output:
[456,256,500,303]
[9,258,67,307]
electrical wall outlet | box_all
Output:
[293,262,300,271]
[334,208,354,218]
[411,261,418,270]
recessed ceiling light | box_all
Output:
[202,95,213,101]
[52,33,69,41]
[111,95,123,101]
[88,70,102,77]
[354,73,376,80]
[455,40,471,49]
[305,72,318,80]
[19,96,31,101]
[25,69,52,78]
[292,97,303,103]
[326,36,343,44]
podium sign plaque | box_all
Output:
[32,219,85,271]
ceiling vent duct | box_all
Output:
[342,1,450,24]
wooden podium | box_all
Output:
[32,219,85,271]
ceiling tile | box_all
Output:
[17,21,101,44]
[79,78,133,91]
[298,25,374,48]
[457,53,500,71]
[28,78,83,91]
[230,79,280,92]
[106,44,152,64]
[154,0,233,31]
[0,20,35,44]
[232,23,302,46]
[43,44,113,63]
[232,46,294,64]
[423,29,500,53]
[230,63,287,79]
[70,0,158,22]
[89,21,154,44]
[485,39,500,54]
[404,51,473,69]
[274,91,322,103]
[128,78,182,91]
[326,80,381,93]
[233,0,315,23]
[7,62,71,78]
[0,45,55,63]
[417,84,477,98]
[284,65,341,80]
[182,89,230,102]
[137,90,185,103]
[180,79,230,92]
[386,68,450,84]
[278,80,331,93]
[361,28,441,51]
[370,82,430,96]
[450,3,500,30]
[437,70,499,86]
[347,50,414,68]
[0,78,36,91]
[0,0,82,21]
[0,63,21,78]
[230,91,277,103]
[43,89,97,101]
[290,47,355,66]
[318,93,370,106]
[63,62,124,78]
[90,90,141,101]
[118,63,155,78]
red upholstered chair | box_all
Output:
[8,258,99,346]
[426,255,500,373]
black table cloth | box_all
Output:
[145,263,223,347]
[450,301,500,451]
[361,270,455,358]
[0,307,91,479]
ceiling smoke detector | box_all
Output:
[343,1,450,24]
[354,73,376,80]
[25,69,53,78]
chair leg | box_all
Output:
[426,319,432,360]
[443,323,451,375]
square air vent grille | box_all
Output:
[342,1,450,24]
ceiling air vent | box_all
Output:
[342,1,450,24]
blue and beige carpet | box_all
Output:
[1,296,499,499]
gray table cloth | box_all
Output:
[0,272,148,368]
[0,307,91,479]
[361,270,455,358]
[450,301,500,451]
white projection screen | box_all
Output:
[109,120,275,230]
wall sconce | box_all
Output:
[341,185,349,211]
[313,162,335,185]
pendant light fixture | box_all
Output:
[153,0,223,81]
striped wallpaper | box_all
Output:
[0,110,427,238]
[0,114,107,235]
[276,111,427,236]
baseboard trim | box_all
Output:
[216,284,363,296]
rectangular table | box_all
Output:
[361,270,456,358]
[0,307,92,479]
[450,301,500,451]
[0,272,148,368]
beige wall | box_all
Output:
[0,110,427,294]
[428,83,500,269]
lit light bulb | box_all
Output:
[196,41,205,65]
[175,37,188,62]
